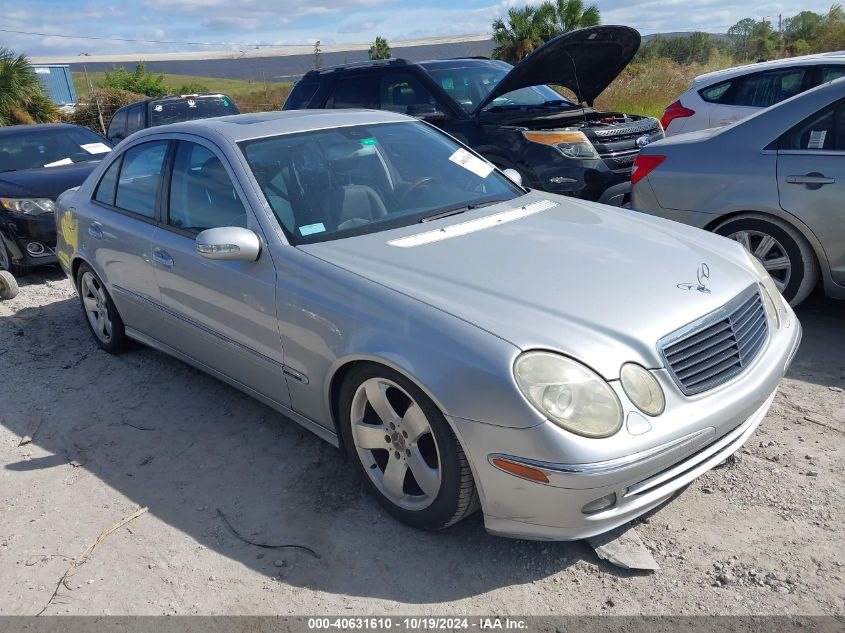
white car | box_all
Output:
[661,51,845,135]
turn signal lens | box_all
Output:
[491,457,549,484]
[620,363,665,417]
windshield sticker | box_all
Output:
[449,148,493,179]
[44,158,73,168]
[808,130,827,149]
[299,223,326,236]
[223,99,230,107]
[80,142,112,154]
[388,199,558,248]
[188,99,197,108]
[360,137,377,146]
[154,104,163,112]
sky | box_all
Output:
[0,0,833,57]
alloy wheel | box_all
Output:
[80,271,113,344]
[728,229,791,292]
[349,377,442,511]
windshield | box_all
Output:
[0,127,112,172]
[149,95,239,126]
[241,121,523,244]
[423,62,573,113]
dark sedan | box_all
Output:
[0,123,112,274]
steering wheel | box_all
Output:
[399,177,439,204]
[337,217,372,231]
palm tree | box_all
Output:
[368,36,391,60]
[0,47,58,126]
[545,0,601,35]
[492,6,549,63]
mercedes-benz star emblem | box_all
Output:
[678,263,711,293]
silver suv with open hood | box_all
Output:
[283,26,663,206]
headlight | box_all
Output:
[620,363,665,416]
[514,351,623,438]
[522,130,600,160]
[0,198,56,216]
[748,254,783,329]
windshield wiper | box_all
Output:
[0,168,17,173]
[420,198,510,223]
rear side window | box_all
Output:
[114,141,169,218]
[705,68,808,108]
[699,80,732,103]
[108,108,128,140]
[781,98,845,151]
[327,76,379,109]
[93,157,122,206]
[285,82,319,109]
[821,66,845,84]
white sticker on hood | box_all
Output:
[448,148,493,179]
[388,199,558,248]
[808,130,827,149]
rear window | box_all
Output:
[149,96,239,126]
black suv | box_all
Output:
[107,93,239,143]
[283,26,662,205]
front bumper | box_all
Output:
[450,315,801,541]
[1,213,58,267]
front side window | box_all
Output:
[114,141,169,218]
[241,121,522,244]
[168,141,247,232]
[109,109,127,139]
[328,77,379,109]
[821,66,845,84]
[422,62,573,112]
[781,98,845,151]
[379,73,442,115]
[125,104,145,136]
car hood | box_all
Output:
[0,161,101,200]
[475,25,641,112]
[300,192,758,379]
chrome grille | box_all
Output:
[659,286,768,396]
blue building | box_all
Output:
[32,65,77,106]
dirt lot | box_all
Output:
[1,269,843,616]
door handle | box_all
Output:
[87,223,104,239]
[786,173,835,186]
[152,248,174,268]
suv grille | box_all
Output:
[659,287,768,396]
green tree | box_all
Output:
[368,36,391,60]
[0,47,59,126]
[727,18,780,60]
[543,0,600,36]
[175,82,210,95]
[784,11,824,43]
[98,62,168,97]
[491,6,549,63]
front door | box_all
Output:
[777,96,845,287]
[150,139,290,406]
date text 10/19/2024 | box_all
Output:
[307,618,529,630]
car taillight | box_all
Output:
[631,154,666,185]
[660,100,695,130]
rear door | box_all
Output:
[86,140,169,328]
[710,67,810,128]
[777,96,845,286]
[149,137,290,406]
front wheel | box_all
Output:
[0,270,18,300]
[713,213,818,307]
[338,364,479,530]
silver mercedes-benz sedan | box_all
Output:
[55,110,801,540]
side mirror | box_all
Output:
[502,168,523,187]
[196,227,260,262]
[407,103,447,122]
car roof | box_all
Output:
[693,51,845,86]
[0,123,87,137]
[132,109,414,143]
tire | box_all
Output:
[75,263,128,354]
[338,364,479,530]
[713,213,818,307]
[0,270,18,300]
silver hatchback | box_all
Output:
[56,110,801,540]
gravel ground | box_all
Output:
[0,269,843,616]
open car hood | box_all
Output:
[474,25,641,112]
